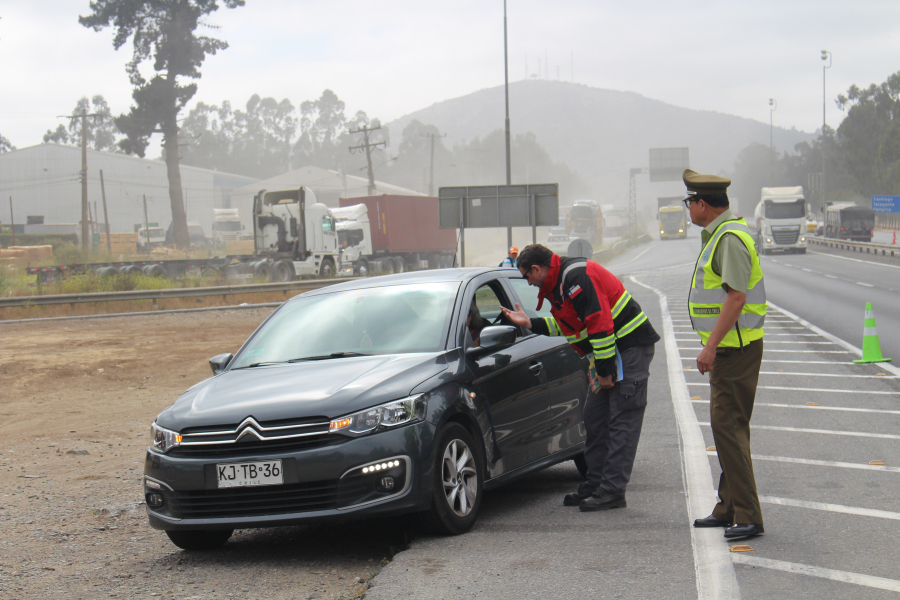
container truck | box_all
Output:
[565,199,604,246]
[824,202,875,242]
[333,195,458,276]
[657,196,689,239]
[749,187,809,254]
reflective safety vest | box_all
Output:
[689,218,766,348]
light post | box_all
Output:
[503,0,512,249]
[769,98,777,185]
[821,50,832,207]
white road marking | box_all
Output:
[678,350,852,354]
[706,452,900,473]
[825,273,839,279]
[759,496,900,521]
[731,555,900,592]
[687,383,899,395]
[698,422,900,440]
[692,400,900,415]
[686,371,897,379]
[681,358,864,365]
[808,249,900,270]
[631,276,740,599]
[674,339,836,344]
[856,281,875,288]
[768,302,900,377]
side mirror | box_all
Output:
[466,325,516,356]
[209,353,233,374]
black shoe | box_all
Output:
[693,514,733,528]
[578,492,626,512]
[724,523,764,538]
[563,483,597,506]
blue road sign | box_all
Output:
[872,195,900,213]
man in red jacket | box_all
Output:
[501,244,659,511]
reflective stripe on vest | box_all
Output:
[542,316,564,337]
[566,328,589,344]
[689,218,766,347]
[611,290,631,318]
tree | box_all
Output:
[1,133,15,153]
[80,0,245,248]
[293,89,348,170]
[42,95,120,152]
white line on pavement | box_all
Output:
[808,250,900,270]
[731,555,900,592]
[681,358,867,365]
[678,350,851,354]
[685,371,897,379]
[705,452,900,473]
[698,422,900,440]
[674,340,836,344]
[759,496,900,521]
[631,276,740,599]
[856,281,875,287]
[691,400,900,415]
[686,383,899,395]
[768,302,900,377]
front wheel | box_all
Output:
[165,529,233,551]
[319,258,335,279]
[419,423,483,535]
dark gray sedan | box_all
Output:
[145,268,589,550]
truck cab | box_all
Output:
[750,187,808,254]
[332,203,373,276]
[211,208,244,247]
[137,227,166,251]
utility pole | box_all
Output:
[59,110,99,253]
[9,197,15,246]
[503,0,513,249]
[821,50,832,208]
[769,98,777,186]
[421,132,447,196]
[100,169,111,253]
[142,194,150,251]
[349,126,386,196]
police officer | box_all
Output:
[501,244,659,511]
[683,169,767,539]
[500,246,518,267]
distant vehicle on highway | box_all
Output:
[657,196,689,239]
[749,187,809,254]
[824,202,875,242]
[144,268,590,550]
[545,233,572,255]
[137,226,166,252]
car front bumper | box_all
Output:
[144,421,436,531]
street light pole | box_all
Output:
[503,0,513,249]
[821,50,832,208]
[769,98,777,185]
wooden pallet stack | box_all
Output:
[98,233,139,255]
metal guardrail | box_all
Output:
[0,278,354,308]
[809,237,899,258]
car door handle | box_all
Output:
[528,362,543,376]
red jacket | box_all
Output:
[531,255,658,377]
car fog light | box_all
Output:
[146,493,164,508]
[378,477,395,491]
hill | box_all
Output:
[385,80,814,208]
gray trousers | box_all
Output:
[583,344,655,495]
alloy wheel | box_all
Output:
[441,438,478,517]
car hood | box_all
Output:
[157,353,448,430]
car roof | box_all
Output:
[294,267,512,300]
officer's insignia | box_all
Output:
[567,284,582,299]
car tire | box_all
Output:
[273,260,295,282]
[573,452,588,479]
[165,529,233,551]
[253,261,274,282]
[357,258,369,277]
[419,422,484,536]
[380,258,395,275]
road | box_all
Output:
[369,227,900,599]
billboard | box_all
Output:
[872,195,900,213]
[438,184,559,229]
[649,148,690,182]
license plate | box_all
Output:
[216,460,283,488]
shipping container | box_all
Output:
[338,195,457,253]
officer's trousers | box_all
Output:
[583,344,655,495]
[710,338,764,525]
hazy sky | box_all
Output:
[2,0,898,153]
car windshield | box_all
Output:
[230,282,460,368]
[660,211,683,223]
[216,221,242,231]
[765,201,805,219]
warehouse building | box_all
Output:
[0,144,257,240]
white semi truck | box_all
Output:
[211,208,244,246]
[749,187,809,254]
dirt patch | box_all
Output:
[0,309,409,599]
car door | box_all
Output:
[503,273,589,455]
[462,274,555,478]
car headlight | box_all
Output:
[329,395,427,437]
[150,421,182,454]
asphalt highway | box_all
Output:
[367,228,900,599]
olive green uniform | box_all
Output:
[702,209,764,526]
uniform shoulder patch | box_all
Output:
[567,284,583,299]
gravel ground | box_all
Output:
[0,309,409,600]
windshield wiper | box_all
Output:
[232,361,290,369]
[287,352,372,362]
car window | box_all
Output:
[465,280,514,347]
[230,282,460,367]
[507,277,553,319]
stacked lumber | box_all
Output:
[225,240,255,255]
[98,233,138,255]
[3,245,54,261]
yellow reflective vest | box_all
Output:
[689,218,766,348]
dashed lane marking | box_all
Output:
[686,371,898,379]
[681,358,870,365]
[705,452,900,473]
[808,250,900,270]
[731,555,900,593]
[698,422,900,440]
[759,496,900,521]
[674,340,837,344]
[687,383,899,395]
